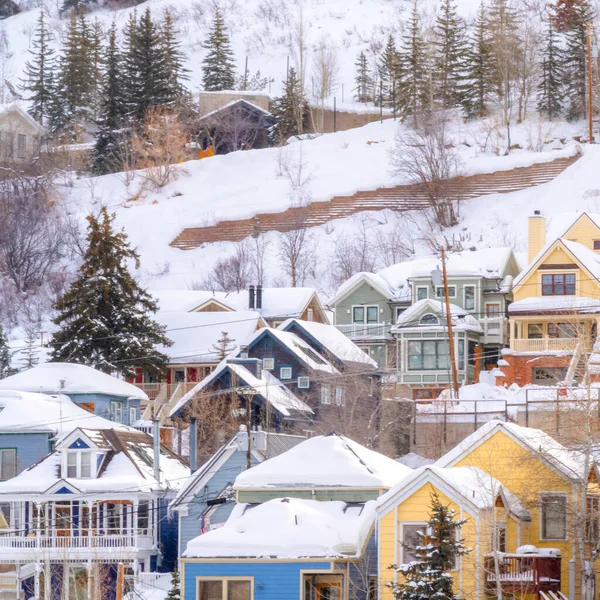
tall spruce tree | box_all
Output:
[434,0,468,109]
[50,207,171,378]
[562,0,594,120]
[161,9,190,105]
[399,0,429,124]
[88,19,104,118]
[355,51,373,103]
[537,21,565,120]
[389,492,470,600]
[202,8,236,91]
[92,21,127,175]
[0,324,11,379]
[270,67,308,143]
[165,570,181,600]
[378,35,402,104]
[462,1,492,118]
[20,10,55,124]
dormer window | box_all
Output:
[420,313,439,325]
[66,452,92,478]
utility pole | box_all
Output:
[588,24,594,143]
[241,388,258,469]
[116,563,124,600]
[441,248,459,398]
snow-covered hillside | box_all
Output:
[4,0,486,105]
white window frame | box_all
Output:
[129,407,137,425]
[297,376,310,389]
[320,386,331,405]
[279,367,292,380]
[540,493,568,541]
[0,449,16,481]
[64,451,94,479]
[335,387,345,406]
[196,577,254,600]
[17,134,26,159]
[352,305,379,324]
[262,358,275,371]
[416,286,429,301]
[464,285,476,311]
[436,285,456,299]
[307,308,314,321]
[401,522,460,570]
[109,401,122,423]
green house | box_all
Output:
[329,248,522,377]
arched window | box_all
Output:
[420,313,439,325]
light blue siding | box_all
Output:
[178,451,259,556]
[67,393,141,425]
[182,560,331,600]
[0,432,51,475]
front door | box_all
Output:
[316,582,341,600]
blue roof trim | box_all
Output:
[68,439,90,449]
[55,486,74,495]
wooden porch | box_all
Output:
[485,553,561,596]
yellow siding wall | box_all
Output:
[452,430,575,598]
[514,243,600,302]
[563,214,600,251]
[378,482,481,600]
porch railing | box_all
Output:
[485,553,561,594]
[335,323,390,338]
[480,317,508,345]
[510,338,579,353]
[0,533,153,550]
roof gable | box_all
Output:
[329,273,395,306]
[192,299,235,313]
[562,212,600,246]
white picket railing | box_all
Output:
[137,572,171,592]
[335,323,390,338]
[0,533,153,550]
[510,338,579,353]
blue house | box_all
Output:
[0,425,189,600]
[179,434,411,600]
[170,428,306,557]
[0,390,132,477]
[0,362,147,426]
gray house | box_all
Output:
[169,428,306,556]
[328,248,521,371]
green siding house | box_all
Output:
[329,248,522,390]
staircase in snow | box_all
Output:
[170,154,579,250]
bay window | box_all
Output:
[408,340,449,370]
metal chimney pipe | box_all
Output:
[190,418,198,473]
[153,419,161,486]
[248,285,255,309]
[256,285,263,310]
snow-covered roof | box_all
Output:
[329,248,515,306]
[0,103,46,133]
[171,430,307,510]
[152,288,323,321]
[435,420,586,481]
[378,465,529,520]
[170,358,313,418]
[278,319,378,368]
[199,98,274,121]
[0,362,148,400]
[396,452,433,468]
[234,434,411,490]
[155,311,264,364]
[392,299,483,334]
[249,328,339,374]
[0,390,129,437]
[183,497,376,559]
[508,296,600,314]
[0,427,190,495]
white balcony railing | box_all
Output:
[335,323,390,338]
[0,534,153,550]
[480,316,508,345]
[510,338,579,353]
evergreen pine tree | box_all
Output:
[121,11,139,118]
[378,35,401,104]
[462,1,492,118]
[537,21,565,120]
[434,0,469,109]
[20,329,39,372]
[270,67,308,143]
[92,21,127,175]
[161,9,190,105]
[20,9,56,124]
[212,332,235,361]
[0,324,12,379]
[202,8,236,91]
[166,569,181,600]
[0,0,19,19]
[399,0,429,124]
[130,8,168,120]
[88,19,104,118]
[355,51,373,103]
[389,492,470,600]
[50,207,172,378]
[562,0,595,121]
[52,10,95,138]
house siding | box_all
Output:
[333,283,392,327]
[182,560,333,600]
[0,432,51,475]
[67,393,141,425]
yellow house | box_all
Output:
[504,212,600,386]
[378,420,598,600]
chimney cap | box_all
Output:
[533,210,541,216]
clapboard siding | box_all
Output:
[182,560,332,600]
[67,393,141,425]
[0,432,51,475]
[334,283,392,326]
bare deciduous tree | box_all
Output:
[310,38,339,133]
[389,114,462,228]
[204,242,251,292]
